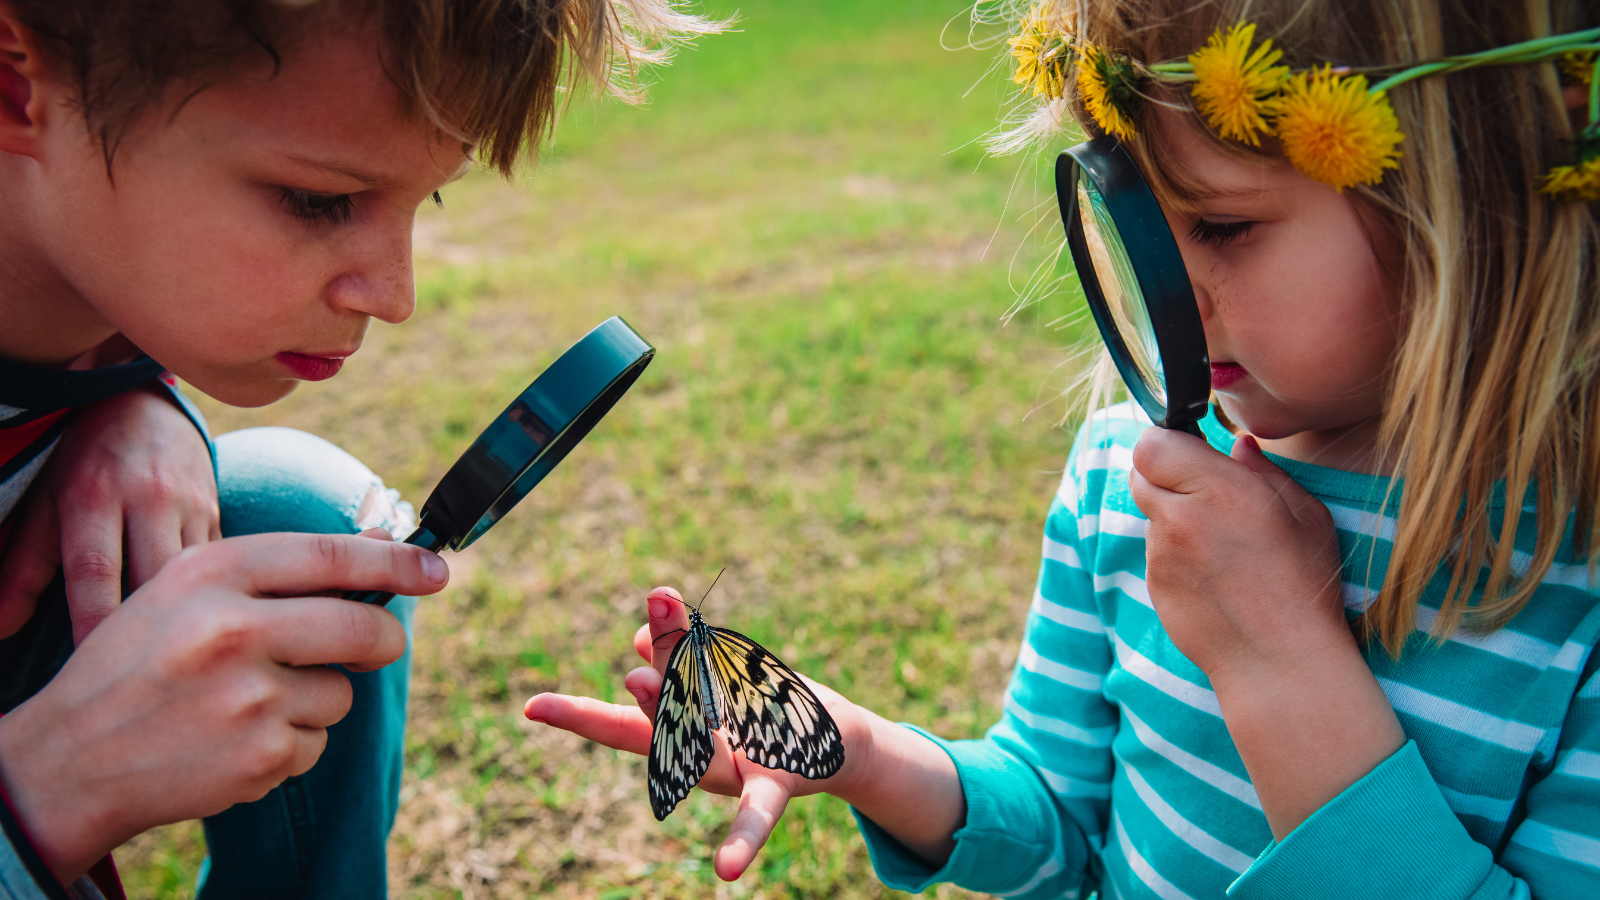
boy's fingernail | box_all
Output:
[421,552,447,583]
[648,596,670,619]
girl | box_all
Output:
[527,0,1600,896]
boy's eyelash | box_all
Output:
[279,188,355,224]
[1188,219,1256,246]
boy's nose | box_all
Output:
[327,228,416,324]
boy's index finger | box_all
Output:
[226,531,449,599]
[646,586,691,677]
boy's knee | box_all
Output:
[215,427,414,539]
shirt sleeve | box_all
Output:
[853,431,1119,898]
[1229,642,1600,900]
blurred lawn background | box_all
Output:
[119,0,1092,896]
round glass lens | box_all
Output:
[1076,170,1166,404]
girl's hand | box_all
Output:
[0,386,221,643]
[0,528,448,882]
[1129,428,1404,839]
[526,587,965,881]
[1127,429,1349,684]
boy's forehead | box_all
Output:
[169,21,469,185]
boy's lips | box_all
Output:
[1210,362,1247,389]
[276,351,352,381]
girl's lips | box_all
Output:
[276,352,347,381]
[1210,362,1247,390]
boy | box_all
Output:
[0,1,717,897]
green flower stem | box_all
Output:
[1370,29,1600,93]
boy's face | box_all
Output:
[1150,107,1403,457]
[16,19,469,406]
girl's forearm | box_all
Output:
[833,708,966,868]
[1210,641,1406,841]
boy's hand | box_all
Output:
[526,587,876,882]
[0,386,220,642]
[0,528,447,882]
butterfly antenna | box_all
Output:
[695,567,726,612]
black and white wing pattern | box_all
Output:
[648,628,716,821]
[646,606,846,820]
[702,625,845,781]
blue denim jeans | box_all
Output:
[195,427,418,900]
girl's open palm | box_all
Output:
[524,586,870,881]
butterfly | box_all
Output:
[647,570,846,820]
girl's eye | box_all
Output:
[279,188,355,224]
[1188,219,1256,246]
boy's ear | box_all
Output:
[0,5,52,157]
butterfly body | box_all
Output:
[647,605,845,821]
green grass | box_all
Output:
[117,1,1092,897]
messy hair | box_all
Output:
[993,0,1600,656]
[11,0,723,175]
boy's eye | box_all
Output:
[279,188,355,224]
[1188,219,1256,246]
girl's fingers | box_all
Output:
[646,586,690,677]
[634,623,653,662]
[714,769,793,882]
[523,692,654,756]
[624,665,663,721]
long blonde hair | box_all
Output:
[996,0,1600,655]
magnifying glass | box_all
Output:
[1055,135,1209,437]
[346,316,654,606]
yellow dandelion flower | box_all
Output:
[1540,157,1600,201]
[1078,43,1140,141]
[1008,4,1071,98]
[1558,50,1597,88]
[1188,23,1289,146]
[1275,66,1405,190]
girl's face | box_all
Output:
[1150,107,1404,470]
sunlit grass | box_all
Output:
[118,1,1090,897]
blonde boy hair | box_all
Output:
[1012,0,1599,656]
[12,0,722,175]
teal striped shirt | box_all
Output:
[855,403,1600,899]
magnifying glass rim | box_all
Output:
[420,315,655,550]
[1056,136,1210,431]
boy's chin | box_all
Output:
[184,373,304,408]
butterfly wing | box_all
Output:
[702,626,845,780]
[648,630,716,820]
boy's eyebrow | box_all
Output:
[281,155,473,189]
[283,154,392,187]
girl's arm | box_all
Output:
[526,589,967,876]
[532,448,1120,894]
[1132,428,1599,899]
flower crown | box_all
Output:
[1006,6,1600,200]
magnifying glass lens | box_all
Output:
[1076,171,1166,405]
